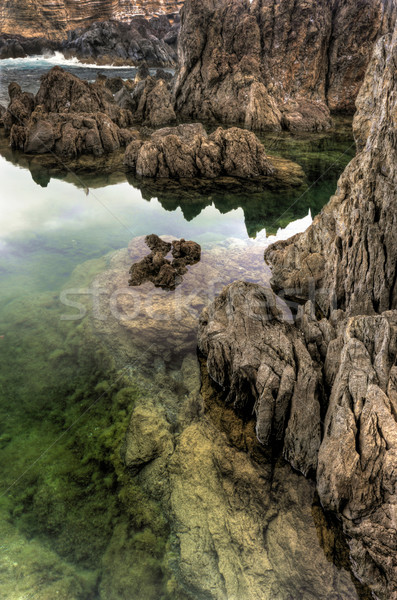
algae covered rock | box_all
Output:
[129,234,201,291]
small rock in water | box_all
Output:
[129,234,201,291]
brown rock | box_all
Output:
[129,234,201,291]
[125,124,276,180]
[174,0,396,131]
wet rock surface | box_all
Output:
[85,237,362,599]
[199,20,397,600]
[129,234,201,290]
[5,67,135,158]
[174,0,396,132]
[124,123,303,186]
[62,17,179,67]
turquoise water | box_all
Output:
[0,66,367,599]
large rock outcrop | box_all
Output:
[5,67,136,158]
[265,29,397,317]
[124,123,305,189]
[199,22,397,600]
[174,0,396,132]
[61,17,179,66]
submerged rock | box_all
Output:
[129,234,201,290]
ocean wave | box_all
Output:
[0,51,138,70]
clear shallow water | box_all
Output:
[0,62,367,600]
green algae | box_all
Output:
[0,258,188,600]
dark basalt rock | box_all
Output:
[0,34,58,59]
[129,234,201,290]
[62,17,178,67]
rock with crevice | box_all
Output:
[265,30,397,318]
[198,281,324,477]
[199,23,397,600]
[125,123,278,180]
[174,0,396,132]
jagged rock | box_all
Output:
[129,76,177,127]
[174,0,395,131]
[198,282,323,476]
[3,82,35,134]
[318,312,397,599]
[10,106,135,158]
[0,103,6,127]
[199,21,397,600]
[129,234,201,290]
[5,67,137,159]
[0,34,58,58]
[265,30,397,318]
[35,67,132,128]
[125,124,276,180]
[62,18,178,67]
[105,77,124,95]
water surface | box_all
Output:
[0,61,367,600]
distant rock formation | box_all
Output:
[0,0,183,41]
[199,20,397,600]
[174,0,396,132]
[0,15,179,66]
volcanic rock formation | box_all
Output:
[5,67,136,158]
[198,21,397,600]
[124,123,305,188]
[174,0,397,132]
[129,234,201,290]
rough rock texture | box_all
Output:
[265,31,397,318]
[125,123,277,179]
[87,236,361,599]
[129,234,201,290]
[174,0,397,131]
[61,17,179,67]
[6,67,135,158]
[199,23,397,600]
[3,83,35,135]
[0,0,183,40]
[198,282,324,477]
[127,75,177,127]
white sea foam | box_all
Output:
[0,51,137,70]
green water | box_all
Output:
[0,120,366,600]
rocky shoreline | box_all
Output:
[0,15,179,67]
[198,19,397,600]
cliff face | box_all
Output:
[0,0,183,40]
[199,17,397,599]
[174,0,396,131]
[265,28,397,318]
